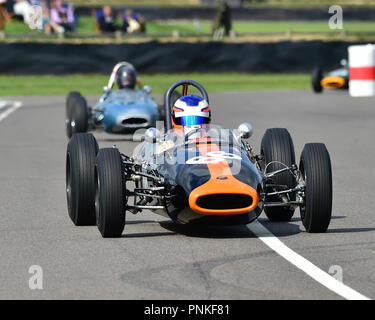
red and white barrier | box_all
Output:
[349,44,375,97]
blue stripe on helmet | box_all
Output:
[179,94,204,107]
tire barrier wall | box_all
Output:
[0,41,364,75]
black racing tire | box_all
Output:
[66,92,89,138]
[95,148,126,238]
[312,67,323,93]
[261,128,296,222]
[66,91,81,114]
[66,133,99,226]
[299,143,332,233]
[66,91,82,138]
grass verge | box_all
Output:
[0,73,310,96]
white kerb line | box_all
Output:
[0,101,23,123]
[247,220,371,300]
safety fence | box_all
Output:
[0,40,364,74]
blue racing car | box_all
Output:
[65,62,174,138]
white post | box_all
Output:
[349,44,375,97]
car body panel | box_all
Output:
[135,125,263,224]
[94,88,159,133]
[322,66,349,89]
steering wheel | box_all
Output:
[164,79,210,131]
[184,127,208,141]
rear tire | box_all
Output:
[312,67,323,93]
[299,143,332,233]
[66,133,98,226]
[261,128,296,222]
[95,148,126,238]
[66,92,89,138]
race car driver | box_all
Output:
[116,64,140,90]
[171,94,211,134]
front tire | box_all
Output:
[312,67,323,93]
[261,128,296,222]
[95,148,126,238]
[66,133,98,225]
[299,143,332,233]
[66,92,89,138]
[66,92,81,138]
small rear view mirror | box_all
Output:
[145,127,160,143]
[143,85,152,95]
[238,123,253,139]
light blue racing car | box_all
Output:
[65,62,172,138]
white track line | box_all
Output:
[247,220,370,300]
[0,101,22,123]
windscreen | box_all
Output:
[163,124,242,149]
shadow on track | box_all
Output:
[290,215,346,222]
[123,220,177,238]
[126,220,156,225]
[124,231,176,238]
[121,216,367,239]
[257,218,301,237]
[159,221,258,239]
[327,227,375,233]
[124,219,301,239]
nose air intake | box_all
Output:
[321,76,346,89]
[196,194,253,210]
[122,118,148,125]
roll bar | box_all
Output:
[164,79,210,130]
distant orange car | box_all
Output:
[312,60,349,93]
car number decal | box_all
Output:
[186,151,241,164]
[155,140,175,154]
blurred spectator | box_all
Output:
[13,0,33,25]
[95,5,118,33]
[4,1,21,22]
[41,0,63,34]
[31,0,52,9]
[122,10,145,33]
[0,0,11,31]
[212,0,232,38]
[5,0,13,12]
[50,0,75,33]
[5,0,15,15]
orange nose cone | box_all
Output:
[189,175,259,216]
[321,76,346,89]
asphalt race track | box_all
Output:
[0,90,374,300]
